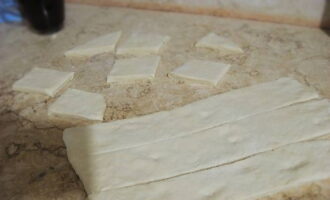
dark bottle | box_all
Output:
[18,0,64,34]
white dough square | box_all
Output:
[117,33,170,56]
[12,67,74,97]
[196,32,243,53]
[107,56,161,83]
[170,60,231,86]
[48,89,106,121]
[65,31,122,57]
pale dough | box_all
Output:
[65,31,122,57]
[107,56,160,83]
[69,100,330,193]
[64,78,319,155]
[12,67,74,97]
[89,140,330,200]
[48,89,106,121]
[195,32,243,53]
[116,32,170,56]
[170,60,231,86]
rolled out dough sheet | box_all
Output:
[170,60,231,86]
[89,140,330,200]
[65,31,122,57]
[116,32,170,56]
[64,78,319,154]
[196,32,243,53]
[70,100,330,192]
[12,67,74,97]
[48,89,106,121]
[107,56,161,83]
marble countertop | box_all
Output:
[0,3,329,200]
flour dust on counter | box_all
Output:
[12,67,74,97]
[65,31,122,57]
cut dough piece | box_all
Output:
[196,32,243,53]
[116,32,170,56]
[107,56,160,83]
[12,67,74,97]
[65,31,122,57]
[48,89,106,121]
[170,60,231,86]
[89,140,330,200]
[64,78,319,155]
[69,100,330,192]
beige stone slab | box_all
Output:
[67,0,330,28]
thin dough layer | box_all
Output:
[117,32,170,56]
[49,89,106,121]
[89,140,330,200]
[196,32,243,53]
[170,60,231,86]
[65,31,122,57]
[107,56,160,83]
[70,100,330,193]
[13,67,74,97]
[64,78,319,155]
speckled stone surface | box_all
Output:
[0,3,330,200]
